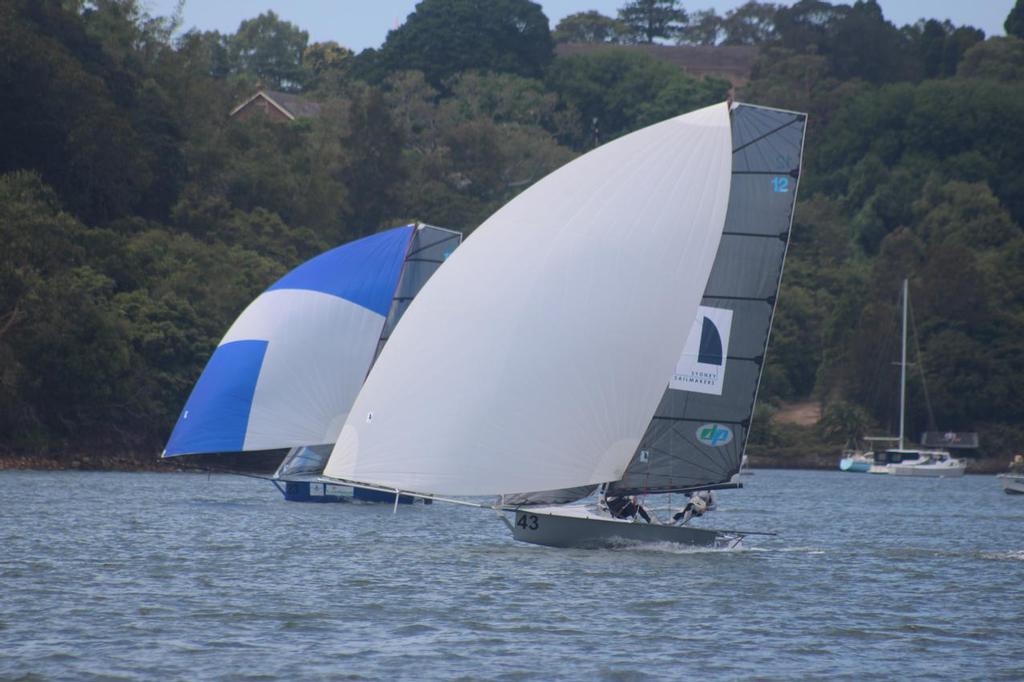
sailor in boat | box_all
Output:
[672,490,716,525]
[1010,454,1024,474]
[603,495,654,524]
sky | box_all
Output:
[145,0,1014,51]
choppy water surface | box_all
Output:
[1,469,1021,680]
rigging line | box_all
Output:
[727,354,764,365]
[651,416,748,426]
[721,231,790,241]
[702,293,775,304]
[403,257,445,264]
[907,292,937,431]
[867,295,901,434]
[318,475,492,510]
[621,481,743,496]
[161,461,276,481]
[404,232,460,258]
[733,169,800,177]
[732,115,802,155]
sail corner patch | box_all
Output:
[670,306,733,396]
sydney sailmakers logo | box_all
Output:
[696,423,733,447]
[670,306,733,396]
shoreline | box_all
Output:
[0,454,1012,475]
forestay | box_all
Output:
[608,103,807,495]
[163,224,459,457]
[324,103,733,496]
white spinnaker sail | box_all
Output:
[324,103,733,496]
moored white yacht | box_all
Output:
[997,473,1024,494]
[838,280,967,479]
[886,449,966,477]
[997,456,1024,493]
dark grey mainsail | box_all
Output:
[607,103,807,496]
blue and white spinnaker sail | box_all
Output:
[163,224,459,457]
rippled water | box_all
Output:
[1,469,1021,680]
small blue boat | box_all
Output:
[839,456,871,473]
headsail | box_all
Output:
[608,103,807,495]
[324,103,733,496]
[163,224,459,457]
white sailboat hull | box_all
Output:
[510,506,738,549]
[998,473,1024,494]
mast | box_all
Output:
[899,277,908,450]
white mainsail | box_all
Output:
[323,103,733,496]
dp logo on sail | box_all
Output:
[697,423,733,447]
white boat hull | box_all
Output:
[888,461,966,478]
[509,506,739,549]
[998,473,1024,494]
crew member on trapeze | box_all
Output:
[672,490,716,525]
[604,495,654,523]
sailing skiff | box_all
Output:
[320,102,807,548]
[161,223,460,503]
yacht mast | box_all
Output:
[899,278,908,450]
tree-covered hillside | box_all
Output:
[2,0,1022,466]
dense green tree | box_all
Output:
[339,88,407,233]
[1007,0,1024,39]
[827,0,913,83]
[617,0,688,43]
[553,11,628,44]
[0,0,178,223]
[0,172,127,444]
[721,1,779,45]
[368,0,553,86]
[545,50,729,147]
[740,48,849,138]
[303,41,354,93]
[773,0,844,53]
[677,10,722,45]
[772,0,914,83]
[227,11,308,91]
[381,70,575,229]
[957,36,1024,82]
[906,19,984,79]
[812,79,1024,226]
